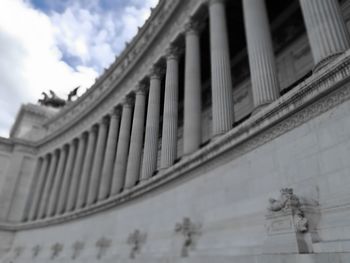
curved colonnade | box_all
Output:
[21,0,350,226]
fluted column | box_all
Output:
[184,20,202,155]
[66,133,87,212]
[56,140,77,214]
[300,0,350,68]
[125,86,147,189]
[209,0,234,136]
[140,67,162,181]
[161,47,179,168]
[87,118,109,205]
[76,126,98,208]
[47,145,68,216]
[37,150,59,219]
[243,0,279,109]
[99,108,121,200]
[28,155,49,221]
[111,98,133,195]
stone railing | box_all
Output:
[1,49,350,231]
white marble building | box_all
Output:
[1,0,350,262]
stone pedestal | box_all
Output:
[263,209,313,254]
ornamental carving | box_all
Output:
[96,237,111,259]
[268,188,308,233]
[72,241,84,259]
[32,245,41,258]
[51,243,63,259]
[127,229,147,259]
[13,246,24,258]
[175,217,202,257]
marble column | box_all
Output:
[125,86,147,189]
[66,133,87,212]
[209,0,234,136]
[47,145,68,216]
[37,150,59,219]
[28,155,49,221]
[140,66,162,181]
[111,98,133,195]
[57,140,77,214]
[300,0,350,68]
[99,108,121,200]
[161,47,179,168]
[243,0,279,109]
[76,126,98,208]
[184,20,202,155]
[87,118,109,205]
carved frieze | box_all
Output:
[175,217,202,257]
[96,237,111,259]
[51,243,63,259]
[72,241,84,260]
[127,229,147,259]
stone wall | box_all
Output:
[2,78,350,262]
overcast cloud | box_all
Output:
[0,0,158,137]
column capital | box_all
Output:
[99,116,109,126]
[149,65,163,80]
[165,45,180,61]
[135,83,147,96]
[91,125,98,133]
[184,19,200,35]
[208,0,225,6]
[110,107,122,118]
[122,96,134,108]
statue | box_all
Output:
[268,188,308,233]
[38,90,66,108]
[68,86,80,102]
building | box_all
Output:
[1,0,350,261]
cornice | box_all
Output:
[2,50,350,231]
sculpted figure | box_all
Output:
[268,188,308,233]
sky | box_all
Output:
[0,0,159,138]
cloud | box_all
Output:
[0,0,158,137]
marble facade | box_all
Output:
[1,0,350,262]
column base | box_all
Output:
[313,52,344,72]
[251,102,273,116]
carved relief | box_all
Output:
[268,188,308,233]
[51,243,63,259]
[32,245,41,258]
[127,229,147,259]
[72,241,84,260]
[96,237,111,259]
[13,246,24,258]
[175,217,202,257]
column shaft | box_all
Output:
[161,48,179,168]
[37,151,59,219]
[300,0,350,67]
[125,88,146,189]
[47,146,68,216]
[87,119,108,205]
[99,110,121,200]
[111,101,133,195]
[76,127,97,208]
[66,134,87,212]
[28,155,49,221]
[209,0,234,136]
[243,0,279,109]
[184,21,202,154]
[140,68,162,181]
[57,141,77,214]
